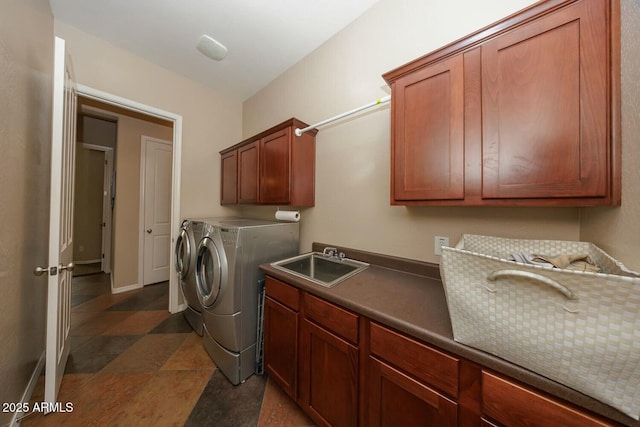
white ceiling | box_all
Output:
[49,0,381,101]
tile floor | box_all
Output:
[21,273,314,426]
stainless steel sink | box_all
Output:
[271,252,369,288]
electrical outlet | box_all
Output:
[434,236,449,256]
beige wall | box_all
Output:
[73,145,105,262]
[242,0,588,264]
[81,115,117,148]
[54,21,243,219]
[112,116,173,289]
[0,0,53,423]
[580,0,640,271]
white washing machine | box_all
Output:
[174,217,237,335]
[195,219,299,385]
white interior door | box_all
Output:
[142,137,173,285]
[44,36,76,405]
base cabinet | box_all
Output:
[264,275,623,427]
[263,277,300,399]
[263,297,298,399]
[367,356,457,427]
[264,276,359,426]
[299,319,359,427]
[481,371,614,427]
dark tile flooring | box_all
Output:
[21,273,314,426]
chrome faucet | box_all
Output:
[322,247,345,260]
[323,247,338,257]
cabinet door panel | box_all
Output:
[238,141,259,204]
[368,356,457,427]
[370,322,459,398]
[482,371,612,427]
[301,319,358,427]
[260,129,290,204]
[264,297,298,399]
[392,54,464,201]
[220,150,237,205]
[482,0,607,199]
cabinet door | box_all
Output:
[300,319,358,427]
[368,356,457,427]
[482,0,608,200]
[482,371,612,427]
[264,296,298,399]
[392,54,465,202]
[238,141,259,204]
[260,128,290,204]
[220,150,237,205]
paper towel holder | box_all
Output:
[275,207,301,222]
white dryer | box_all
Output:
[195,219,299,385]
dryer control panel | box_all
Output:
[220,227,239,247]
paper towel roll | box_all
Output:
[275,209,300,222]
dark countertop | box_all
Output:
[259,243,636,427]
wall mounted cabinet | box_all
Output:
[384,0,620,206]
[220,118,317,206]
[220,150,238,204]
[237,141,259,204]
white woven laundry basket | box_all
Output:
[440,234,640,420]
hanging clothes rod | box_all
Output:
[294,95,391,137]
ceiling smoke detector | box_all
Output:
[196,35,228,61]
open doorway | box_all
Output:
[73,141,114,276]
[74,109,117,277]
[74,92,183,313]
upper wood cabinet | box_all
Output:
[260,128,291,204]
[220,118,317,206]
[238,141,259,204]
[383,0,620,206]
[220,150,237,205]
[392,54,465,202]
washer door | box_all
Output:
[174,228,192,281]
[196,236,226,307]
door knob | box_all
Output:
[146,229,153,234]
[59,262,75,272]
[33,266,50,276]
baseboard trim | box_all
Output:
[111,283,143,294]
[11,351,45,427]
